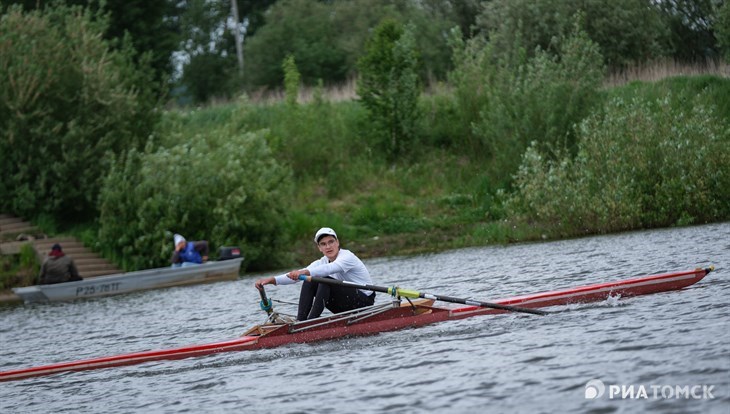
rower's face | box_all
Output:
[317,236,339,260]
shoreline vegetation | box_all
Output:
[24,64,730,275]
[166,64,730,270]
[2,4,729,291]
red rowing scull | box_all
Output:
[0,267,713,382]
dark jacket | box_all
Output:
[39,255,82,284]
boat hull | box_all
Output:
[0,267,711,382]
[12,258,244,303]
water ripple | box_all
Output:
[1,223,728,414]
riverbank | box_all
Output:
[3,223,726,412]
[4,75,728,278]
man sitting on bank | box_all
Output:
[171,234,209,267]
[255,227,376,321]
[38,244,83,284]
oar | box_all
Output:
[258,285,273,316]
[298,275,549,316]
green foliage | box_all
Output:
[97,126,292,271]
[101,0,180,87]
[89,74,730,270]
[450,16,604,187]
[507,93,730,235]
[176,0,275,102]
[0,4,158,220]
[0,244,38,289]
[445,28,492,152]
[717,1,730,62]
[152,95,372,198]
[417,86,463,149]
[476,0,669,68]
[657,0,722,62]
[243,0,348,88]
[19,243,38,271]
[283,55,301,107]
[3,0,180,87]
[357,20,421,162]
[243,0,460,91]
[181,51,237,103]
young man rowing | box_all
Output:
[255,227,376,321]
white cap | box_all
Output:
[314,227,337,243]
[174,234,186,246]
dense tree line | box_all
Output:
[4,0,725,105]
[0,4,157,220]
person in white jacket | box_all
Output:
[255,227,376,320]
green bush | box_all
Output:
[486,20,602,185]
[445,28,493,153]
[477,0,669,68]
[448,17,603,188]
[357,20,421,162]
[283,54,301,107]
[0,5,158,220]
[507,92,730,234]
[97,127,292,271]
[0,244,38,289]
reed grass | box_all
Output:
[604,58,730,88]
[234,60,730,106]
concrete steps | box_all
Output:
[33,237,122,279]
[0,213,123,280]
[0,214,38,239]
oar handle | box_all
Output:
[258,285,273,315]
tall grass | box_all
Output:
[195,60,730,108]
[605,58,730,87]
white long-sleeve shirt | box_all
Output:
[274,249,373,294]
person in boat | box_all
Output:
[171,234,209,267]
[255,227,376,321]
[38,243,83,284]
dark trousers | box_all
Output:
[297,277,376,321]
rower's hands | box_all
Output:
[255,277,275,290]
[286,269,308,280]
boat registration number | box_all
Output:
[76,283,121,297]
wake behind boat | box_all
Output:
[12,251,243,303]
[0,266,713,382]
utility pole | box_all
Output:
[230,0,244,76]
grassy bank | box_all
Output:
[13,74,728,277]
[156,75,729,267]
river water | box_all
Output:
[1,223,728,413]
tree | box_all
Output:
[175,0,276,103]
[243,0,348,88]
[1,0,180,91]
[99,0,181,88]
[243,0,462,90]
[98,128,292,271]
[714,0,730,62]
[453,14,604,187]
[357,20,421,162]
[476,0,669,68]
[0,5,158,220]
[657,0,722,62]
[283,55,301,107]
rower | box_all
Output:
[255,227,376,320]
